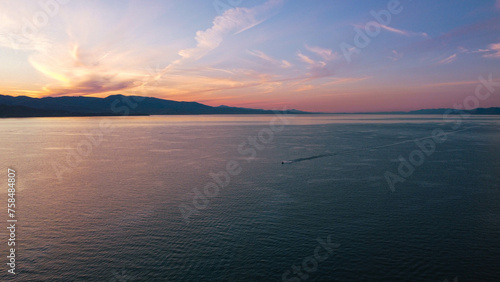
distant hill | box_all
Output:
[322,108,500,115]
[1,94,499,118]
[405,108,500,115]
[0,94,308,118]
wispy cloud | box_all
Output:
[178,0,283,60]
[144,0,286,100]
[297,52,316,65]
[320,76,371,87]
[482,42,500,58]
[288,76,365,95]
[27,38,148,97]
[43,75,139,97]
[471,48,491,53]
[379,24,429,38]
[402,17,500,55]
[297,51,333,78]
[247,50,292,68]
[389,50,403,61]
[437,53,457,65]
[293,84,315,92]
[0,0,287,98]
[0,1,172,97]
[422,80,479,88]
[459,42,500,58]
[305,45,338,61]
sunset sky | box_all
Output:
[1,0,499,112]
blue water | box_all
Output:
[1,115,499,281]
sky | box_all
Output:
[0,0,499,112]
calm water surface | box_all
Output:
[1,115,500,281]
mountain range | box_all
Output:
[1,94,499,117]
[0,94,307,117]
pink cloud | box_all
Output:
[247,50,292,68]
[437,53,457,65]
[389,50,403,61]
[178,0,283,60]
[297,52,333,78]
[402,17,500,54]
[304,45,338,61]
[43,75,138,97]
[483,43,500,58]
[379,24,429,38]
[297,52,315,65]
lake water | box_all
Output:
[1,114,500,281]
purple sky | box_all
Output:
[1,0,499,112]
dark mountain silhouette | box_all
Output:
[1,94,499,118]
[0,94,308,117]
[405,108,500,115]
[320,108,500,115]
